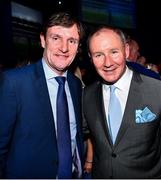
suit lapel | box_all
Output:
[67,72,81,126]
[95,82,113,145]
[114,71,143,147]
[33,60,56,138]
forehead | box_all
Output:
[92,29,121,42]
[90,29,123,49]
[47,24,79,39]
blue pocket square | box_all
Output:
[136,107,156,123]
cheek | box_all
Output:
[93,59,103,69]
[71,50,77,56]
[114,55,125,65]
[46,45,58,56]
[70,46,79,55]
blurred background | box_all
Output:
[0,0,161,71]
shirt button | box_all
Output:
[111,153,117,158]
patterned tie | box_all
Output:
[55,76,72,179]
[108,85,122,144]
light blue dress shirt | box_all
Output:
[103,66,133,142]
[42,58,77,155]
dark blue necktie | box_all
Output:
[55,76,72,179]
[108,85,122,144]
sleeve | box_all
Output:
[82,88,91,141]
[0,73,17,178]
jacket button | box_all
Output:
[111,153,117,158]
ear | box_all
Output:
[40,33,45,48]
[125,43,130,59]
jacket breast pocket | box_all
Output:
[126,119,160,143]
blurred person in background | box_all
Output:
[126,38,160,80]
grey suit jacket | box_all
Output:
[83,70,161,178]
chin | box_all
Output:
[102,75,115,82]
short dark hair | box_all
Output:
[41,12,85,42]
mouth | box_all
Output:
[56,54,69,58]
[55,54,69,60]
[103,67,117,72]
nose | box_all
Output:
[59,40,68,53]
[104,55,112,67]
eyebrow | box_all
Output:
[49,34,79,41]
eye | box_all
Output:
[111,50,118,54]
[93,53,103,58]
[69,40,74,44]
[69,39,79,45]
[52,36,58,40]
[96,54,101,58]
[110,50,120,57]
[50,35,60,41]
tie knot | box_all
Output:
[55,76,66,85]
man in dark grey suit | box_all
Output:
[83,26,161,178]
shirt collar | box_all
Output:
[114,66,133,91]
[103,66,133,91]
[42,58,67,80]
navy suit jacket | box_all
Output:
[0,60,84,178]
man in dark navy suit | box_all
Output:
[0,12,84,179]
